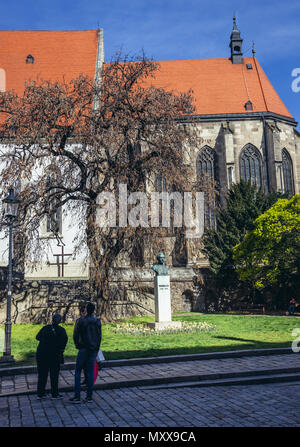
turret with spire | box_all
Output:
[229,16,244,64]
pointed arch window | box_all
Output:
[282,149,294,197]
[197,146,216,228]
[156,175,167,193]
[197,146,216,181]
[240,144,262,189]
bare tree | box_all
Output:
[0,54,198,319]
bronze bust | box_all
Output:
[152,253,169,276]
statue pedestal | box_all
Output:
[147,275,182,331]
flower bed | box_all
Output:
[112,321,215,336]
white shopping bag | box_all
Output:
[96,349,105,363]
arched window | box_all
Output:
[156,175,167,192]
[44,168,62,235]
[197,146,216,228]
[282,149,294,197]
[240,144,262,189]
[197,146,216,182]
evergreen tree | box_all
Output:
[202,180,283,307]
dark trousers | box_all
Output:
[288,305,296,315]
[36,355,60,397]
[74,349,97,399]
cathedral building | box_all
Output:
[0,20,298,322]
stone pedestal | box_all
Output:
[147,275,182,331]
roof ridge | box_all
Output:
[0,29,100,32]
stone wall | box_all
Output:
[0,266,205,323]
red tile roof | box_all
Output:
[0,30,99,94]
[143,57,292,118]
[0,30,292,119]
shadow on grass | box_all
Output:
[11,339,293,367]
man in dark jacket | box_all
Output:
[75,303,88,385]
[70,302,101,403]
[36,313,68,399]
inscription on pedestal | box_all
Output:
[148,253,182,331]
[154,275,171,322]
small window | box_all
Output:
[228,166,233,187]
[26,54,34,64]
[246,64,253,69]
[234,45,241,53]
[245,101,253,111]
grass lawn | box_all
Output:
[1,313,299,366]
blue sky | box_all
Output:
[1,0,300,125]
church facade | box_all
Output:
[0,21,298,322]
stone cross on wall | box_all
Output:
[49,244,73,277]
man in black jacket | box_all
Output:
[71,302,101,403]
[36,313,68,399]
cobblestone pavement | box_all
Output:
[0,381,299,427]
[1,353,300,395]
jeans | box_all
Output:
[74,349,97,398]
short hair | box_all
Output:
[79,303,86,313]
[52,313,62,325]
[86,302,95,315]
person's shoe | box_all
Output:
[37,394,47,400]
[51,394,63,400]
[84,397,93,403]
[69,396,81,404]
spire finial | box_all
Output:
[252,41,256,57]
[233,15,238,30]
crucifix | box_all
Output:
[50,244,73,277]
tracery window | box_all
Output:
[196,146,216,228]
[282,149,294,197]
[240,144,262,189]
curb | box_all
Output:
[139,373,300,390]
[0,348,295,377]
[2,366,300,397]
[0,347,296,377]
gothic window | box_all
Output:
[282,149,294,197]
[197,146,216,182]
[156,175,167,192]
[240,144,262,189]
[197,146,216,228]
[155,175,176,231]
[44,169,62,235]
[228,166,233,187]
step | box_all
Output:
[2,366,300,397]
[139,372,300,390]
[0,347,295,377]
